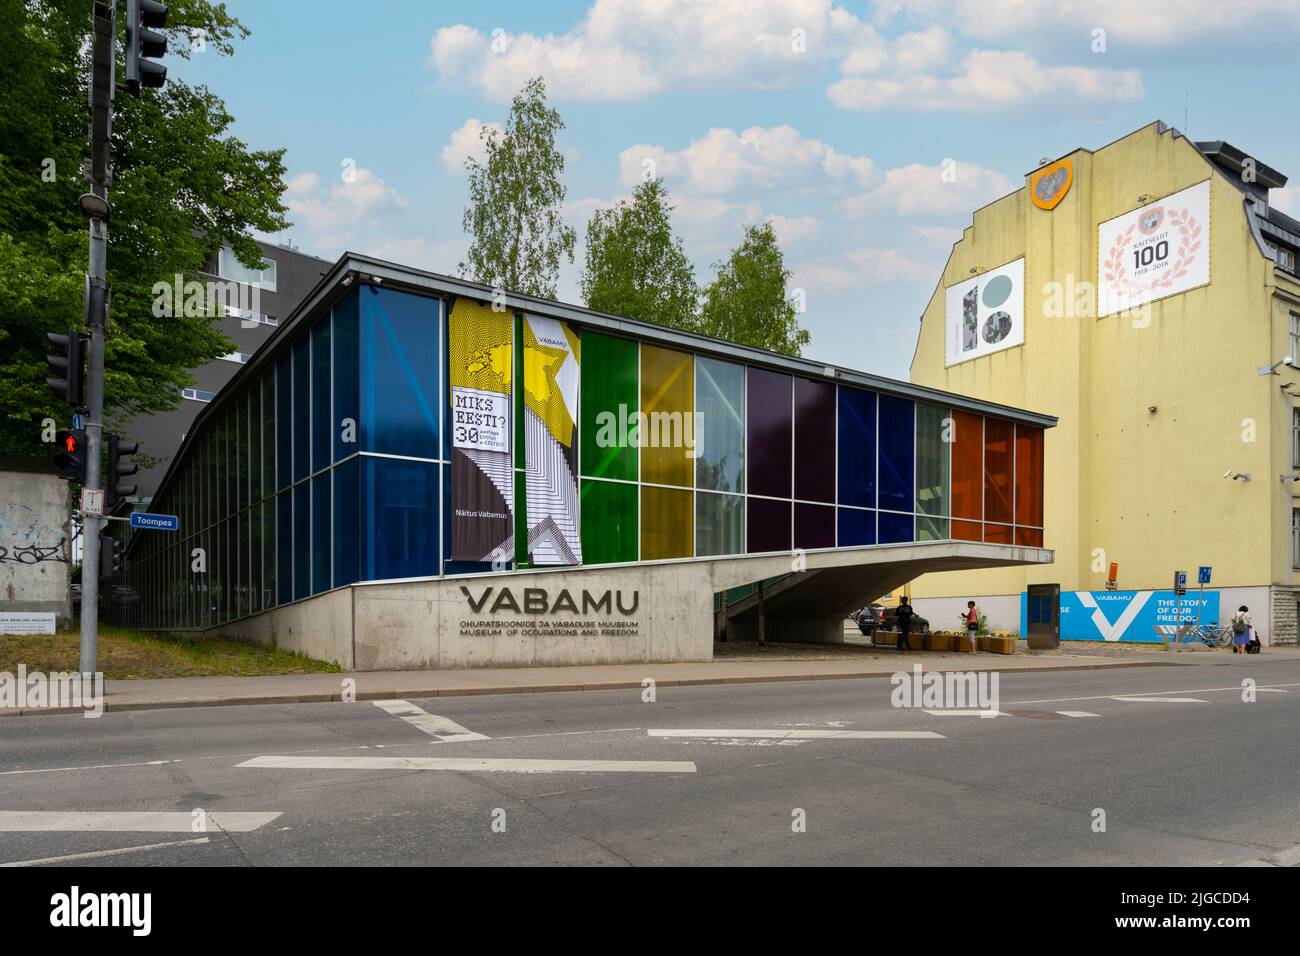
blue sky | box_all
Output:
[177,0,1300,380]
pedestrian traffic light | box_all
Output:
[46,331,86,409]
[106,433,140,510]
[54,428,88,482]
[99,535,123,579]
[124,0,168,95]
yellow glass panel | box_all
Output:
[641,486,693,560]
[640,344,694,487]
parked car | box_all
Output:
[850,604,930,637]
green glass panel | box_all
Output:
[915,403,950,517]
[580,331,638,481]
[916,515,950,541]
[580,479,637,564]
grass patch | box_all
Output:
[0,624,340,680]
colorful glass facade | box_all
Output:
[122,278,1049,630]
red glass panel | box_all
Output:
[983,522,1013,544]
[1015,424,1044,528]
[951,410,983,520]
[983,418,1013,525]
[1015,526,1044,547]
[952,519,982,541]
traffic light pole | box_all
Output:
[80,192,108,675]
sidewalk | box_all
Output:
[0,647,1189,717]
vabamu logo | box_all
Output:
[890,663,999,716]
[0,665,104,717]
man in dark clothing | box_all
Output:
[896,596,915,652]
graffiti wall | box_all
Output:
[0,461,71,623]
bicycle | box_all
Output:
[1174,622,1233,648]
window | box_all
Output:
[225,305,278,327]
[1293,508,1300,569]
[219,351,253,364]
[181,388,216,402]
[1293,408,1300,470]
[1268,241,1297,274]
[1291,313,1300,365]
[218,246,277,291]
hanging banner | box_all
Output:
[449,299,513,563]
[1098,179,1210,318]
[944,257,1025,367]
[522,315,582,565]
[1019,589,1219,642]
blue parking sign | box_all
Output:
[1198,566,1212,585]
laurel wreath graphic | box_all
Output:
[1102,207,1203,298]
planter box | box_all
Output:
[950,634,975,653]
[977,635,992,652]
[925,633,950,652]
[985,636,1015,655]
[874,631,898,647]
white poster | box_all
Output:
[1097,180,1210,318]
[944,257,1025,367]
[450,386,510,453]
[0,612,56,635]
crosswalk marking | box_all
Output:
[1110,696,1207,703]
[922,710,1006,718]
[1056,711,1101,718]
[647,729,943,740]
[372,700,488,742]
[0,811,282,832]
[238,755,696,774]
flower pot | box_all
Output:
[986,636,1015,655]
[925,633,950,652]
[875,631,898,647]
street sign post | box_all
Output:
[129,512,179,532]
[1174,570,1187,628]
[80,488,104,517]
[1198,567,1212,626]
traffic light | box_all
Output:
[124,0,167,95]
[53,428,88,483]
[99,535,123,579]
[46,331,86,409]
[106,433,140,510]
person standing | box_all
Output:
[1230,605,1252,654]
[962,600,979,652]
[896,596,915,652]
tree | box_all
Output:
[459,77,576,299]
[581,177,698,333]
[697,222,809,356]
[0,0,288,456]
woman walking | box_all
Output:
[1230,605,1252,654]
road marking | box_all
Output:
[0,811,282,832]
[922,710,1006,718]
[372,700,488,742]
[647,729,943,739]
[238,755,695,774]
[1056,711,1101,718]
[1110,696,1207,703]
[1009,682,1299,706]
[0,759,183,777]
[0,837,210,868]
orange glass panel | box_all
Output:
[1015,424,1044,528]
[952,519,982,541]
[983,522,1013,544]
[984,418,1013,524]
[1015,527,1044,547]
[641,486,693,560]
[951,410,983,521]
[640,345,694,488]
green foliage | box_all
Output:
[581,177,698,333]
[0,0,287,456]
[459,77,575,298]
[697,222,809,356]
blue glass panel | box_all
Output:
[837,508,875,546]
[878,394,915,513]
[360,287,440,459]
[276,490,292,606]
[363,456,440,580]
[292,337,309,482]
[311,473,330,595]
[311,318,330,473]
[878,510,914,544]
[293,483,309,600]
[837,387,876,508]
[276,354,291,490]
[333,456,359,588]
[333,290,360,462]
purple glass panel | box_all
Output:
[746,496,791,553]
[747,368,793,498]
[794,502,835,549]
[794,377,836,503]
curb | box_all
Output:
[0,657,1174,717]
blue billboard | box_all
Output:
[1019,589,1219,643]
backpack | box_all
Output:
[1231,615,1246,634]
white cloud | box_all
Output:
[428,0,871,102]
[837,160,1015,218]
[844,246,936,282]
[286,167,409,234]
[619,125,877,194]
[829,48,1142,111]
[441,119,505,174]
[766,215,822,247]
[1271,187,1300,220]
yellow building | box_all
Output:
[908,121,1300,645]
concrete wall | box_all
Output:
[215,587,354,668]
[0,460,71,623]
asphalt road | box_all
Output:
[0,655,1297,866]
